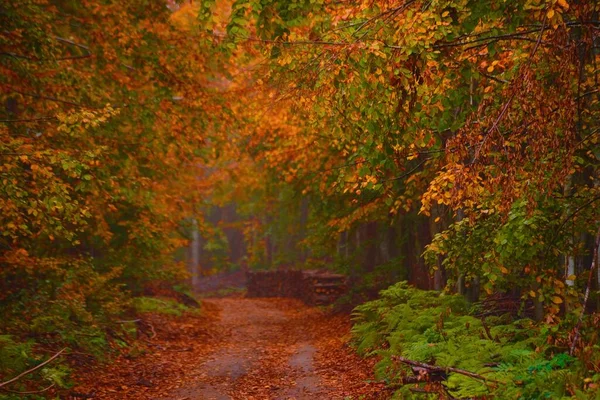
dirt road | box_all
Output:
[162,298,326,399]
[72,297,386,399]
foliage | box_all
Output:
[205,0,600,310]
[3,0,600,395]
[424,198,583,314]
[0,0,219,392]
[132,296,193,317]
[352,282,600,399]
[0,336,72,399]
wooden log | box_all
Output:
[246,269,347,305]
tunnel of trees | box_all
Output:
[1,0,599,398]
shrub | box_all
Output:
[352,282,600,399]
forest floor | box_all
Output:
[71,281,387,399]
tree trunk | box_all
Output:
[455,209,466,295]
[188,218,200,288]
[430,205,445,291]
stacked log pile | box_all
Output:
[246,269,347,306]
[301,270,347,305]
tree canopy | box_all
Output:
[1,0,599,398]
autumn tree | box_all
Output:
[198,0,600,315]
[0,0,227,390]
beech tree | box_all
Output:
[0,0,225,356]
[200,0,599,317]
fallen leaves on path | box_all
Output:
[69,302,221,399]
[69,297,388,399]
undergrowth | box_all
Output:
[132,296,198,316]
[0,290,199,399]
[352,282,600,399]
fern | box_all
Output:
[351,282,599,399]
[0,335,34,376]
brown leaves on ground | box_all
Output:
[313,313,387,398]
[68,298,387,399]
[65,298,389,400]
[67,302,221,399]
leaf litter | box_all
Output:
[70,297,387,399]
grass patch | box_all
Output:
[132,296,196,316]
[197,286,246,298]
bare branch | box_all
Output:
[392,355,503,385]
[0,348,66,389]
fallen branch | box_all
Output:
[480,317,499,342]
[1,383,55,394]
[149,323,157,339]
[392,356,502,385]
[137,320,157,340]
[0,348,66,389]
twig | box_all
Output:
[544,194,600,260]
[8,88,93,108]
[432,28,544,49]
[142,340,164,350]
[381,157,429,183]
[1,383,55,394]
[0,348,66,389]
[54,36,92,61]
[480,71,509,84]
[570,227,600,355]
[138,320,157,339]
[471,14,547,165]
[148,323,157,339]
[392,356,502,385]
[554,195,600,241]
[480,317,499,342]
[0,116,57,123]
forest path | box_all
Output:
[72,296,386,399]
[160,298,325,399]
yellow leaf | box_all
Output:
[546,9,555,19]
[500,266,509,274]
[552,296,563,304]
[434,217,440,222]
[529,290,536,298]
[557,0,569,10]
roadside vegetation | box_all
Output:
[1,1,599,398]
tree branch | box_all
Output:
[0,348,66,389]
[392,356,502,385]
